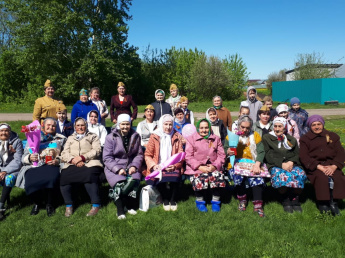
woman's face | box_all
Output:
[170,89,178,98]
[213,97,221,107]
[311,121,324,134]
[279,111,288,119]
[0,128,10,141]
[117,87,125,96]
[43,120,56,135]
[239,121,251,136]
[90,90,100,100]
[119,121,131,135]
[274,123,285,136]
[156,93,164,101]
[89,112,98,125]
[208,111,217,122]
[199,121,210,137]
[45,87,55,97]
[162,121,173,134]
[80,94,88,102]
[259,112,270,125]
[75,120,86,134]
[145,109,154,122]
[175,112,184,122]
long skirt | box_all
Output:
[229,168,266,188]
[60,165,102,186]
[25,165,60,195]
[270,166,306,189]
[190,171,226,191]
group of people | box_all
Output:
[0,80,344,221]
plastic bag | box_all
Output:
[139,185,162,212]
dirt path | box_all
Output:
[1,109,344,121]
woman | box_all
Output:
[87,110,108,147]
[252,105,273,137]
[276,104,300,143]
[144,114,183,211]
[166,84,181,112]
[224,115,266,217]
[89,87,109,126]
[16,118,66,216]
[151,89,172,121]
[212,96,232,130]
[33,79,63,123]
[136,105,158,147]
[185,119,226,212]
[300,115,345,215]
[262,117,306,213]
[206,107,227,144]
[173,108,189,135]
[71,89,101,124]
[60,117,103,217]
[110,82,138,124]
[0,123,23,220]
[103,114,143,219]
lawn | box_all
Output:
[1,118,345,257]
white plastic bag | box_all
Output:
[139,185,162,212]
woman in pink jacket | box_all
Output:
[185,119,226,212]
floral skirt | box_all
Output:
[270,166,306,189]
[228,168,266,188]
[190,171,226,191]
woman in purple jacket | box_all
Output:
[103,114,143,220]
[185,119,226,212]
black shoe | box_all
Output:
[30,205,40,215]
[46,204,55,217]
[330,202,341,216]
[318,204,331,214]
[291,197,302,213]
[0,210,5,221]
[283,205,294,213]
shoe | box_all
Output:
[170,203,178,211]
[292,205,302,213]
[254,208,265,217]
[163,204,171,211]
[211,200,221,212]
[330,202,341,216]
[291,196,302,213]
[195,200,208,212]
[118,214,126,220]
[46,204,55,217]
[127,209,137,215]
[0,209,5,221]
[318,204,331,214]
[238,200,247,211]
[86,206,100,216]
[30,205,40,215]
[65,206,73,217]
[283,204,294,213]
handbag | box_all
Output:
[139,185,162,212]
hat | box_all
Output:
[290,97,300,106]
[117,82,125,88]
[0,123,11,131]
[44,79,54,88]
[307,115,325,128]
[259,105,270,112]
[272,117,287,127]
[174,108,184,116]
[240,101,249,109]
[180,96,188,103]
[170,84,178,91]
[276,104,289,114]
[79,88,88,96]
[56,103,67,113]
[145,104,155,111]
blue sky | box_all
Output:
[127,0,345,79]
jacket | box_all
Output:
[245,86,263,123]
[185,133,226,175]
[71,100,101,124]
[151,100,172,121]
[103,128,143,187]
[286,117,300,144]
[0,132,23,175]
[136,119,158,146]
[216,107,232,130]
[288,108,309,136]
[56,120,74,138]
[252,121,274,137]
[60,132,103,169]
[110,94,138,121]
[33,96,63,123]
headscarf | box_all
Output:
[87,110,100,127]
[269,117,291,150]
[0,123,11,131]
[213,96,223,109]
[79,88,88,96]
[0,123,11,162]
[155,89,165,100]
[205,107,219,126]
[307,115,325,128]
[153,114,174,164]
[116,114,131,129]
[74,117,88,141]
[276,104,289,115]
[196,119,212,139]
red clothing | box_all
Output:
[110,94,138,121]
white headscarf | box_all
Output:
[276,104,289,115]
[0,123,11,163]
[205,107,219,126]
[116,114,131,129]
[153,114,174,164]
[269,117,291,150]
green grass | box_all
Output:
[1,118,345,256]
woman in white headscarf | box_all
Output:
[87,110,108,147]
[144,114,183,211]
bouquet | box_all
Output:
[21,120,41,167]
[227,129,240,168]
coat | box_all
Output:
[71,100,101,124]
[144,131,183,175]
[151,100,172,121]
[185,133,226,175]
[299,129,345,200]
[110,94,138,121]
[60,132,103,169]
[216,107,232,130]
[289,108,308,136]
[103,128,143,187]
[56,120,74,138]
[33,96,63,123]
[0,132,23,176]
[262,133,301,171]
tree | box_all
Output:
[266,69,286,94]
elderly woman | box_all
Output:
[252,105,274,137]
[262,117,306,213]
[185,119,226,212]
[87,110,108,147]
[89,87,109,126]
[71,89,101,124]
[300,115,345,215]
[224,115,266,217]
[136,105,158,147]
[16,118,66,216]
[110,82,138,124]
[276,104,300,144]
[151,89,172,121]
[0,123,23,220]
[60,117,103,217]
[213,96,232,130]
[144,114,183,211]
[103,114,143,219]
[33,79,63,123]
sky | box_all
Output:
[126,0,345,79]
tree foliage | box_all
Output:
[266,69,286,94]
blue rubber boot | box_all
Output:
[211,200,221,212]
[195,200,208,212]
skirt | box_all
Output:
[190,171,226,191]
[25,165,60,195]
[270,166,306,189]
[229,168,266,188]
[60,165,102,186]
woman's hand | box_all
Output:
[206,164,216,172]
[251,162,261,175]
[47,159,59,166]
[323,165,337,176]
[227,149,235,156]
[29,153,39,162]
[198,165,208,173]
[282,161,294,172]
[128,167,137,175]
[71,156,83,165]
[119,169,126,175]
[153,165,161,171]
[165,165,176,172]
[76,161,85,167]
[112,119,117,124]
[0,171,6,181]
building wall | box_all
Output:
[321,78,345,103]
